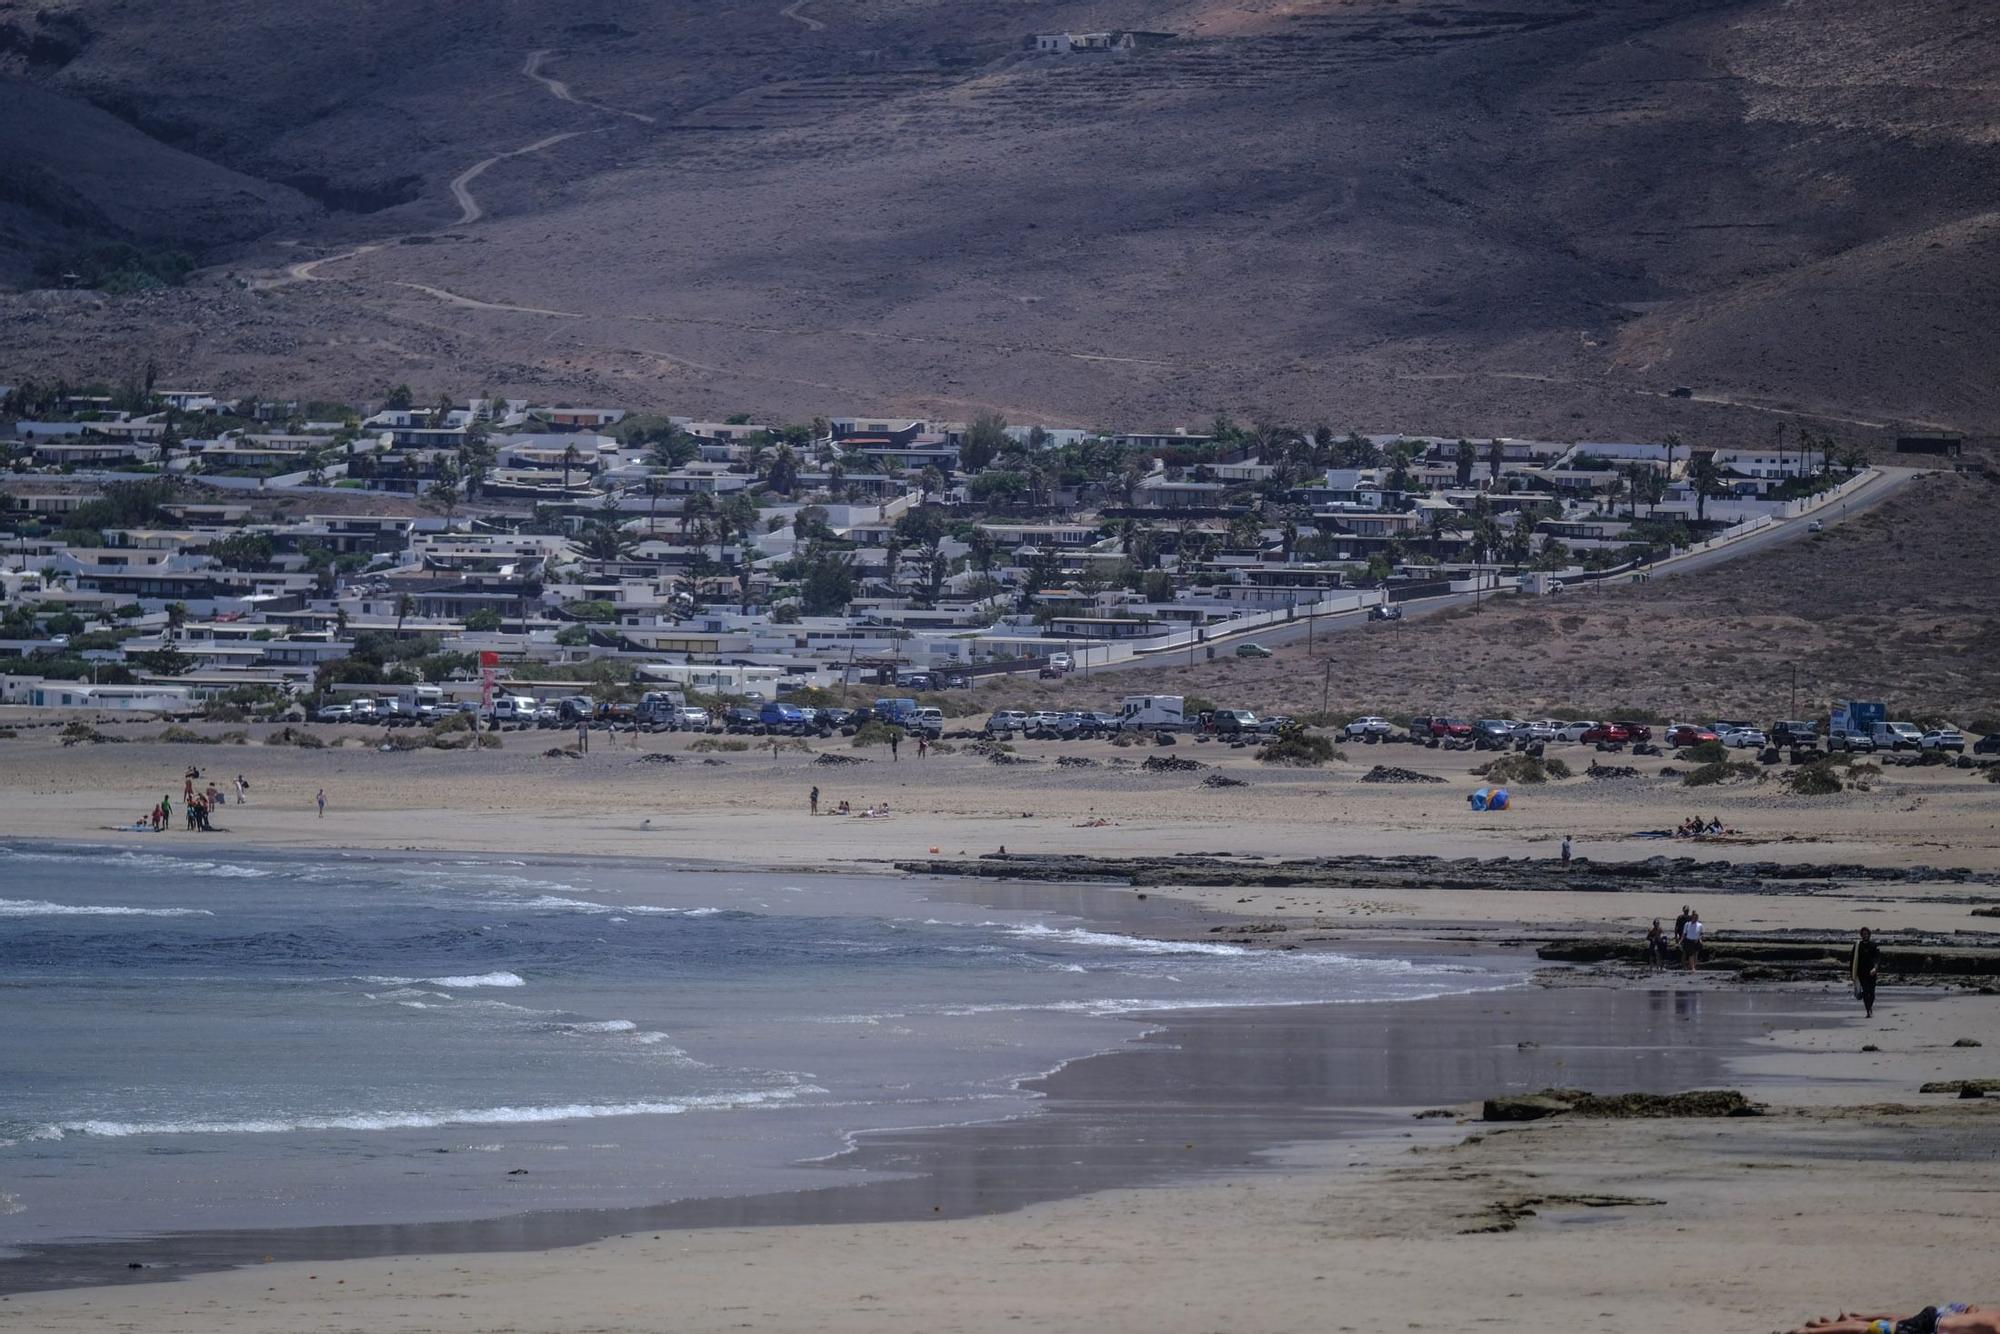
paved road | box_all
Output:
[1079,466,1921,678]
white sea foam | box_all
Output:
[0,898,213,918]
[1003,923,1251,957]
[363,971,526,989]
[40,1087,820,1140]
[506,895,682,916]
[564,1019,638,1034]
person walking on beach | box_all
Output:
[889,730,900,762]
[577,720,590,755]
[917,734,928,759]
[1681,909,1704,971]
[234,773,248,804]
[1646,918,1668,968]
[1673,904,1691,952]
[1851,926,1881,1018]
[315,788,326,819]
[1560,834,1572,867]
[809,785,820,816]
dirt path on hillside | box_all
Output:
[447,131,591,226]
[523,49,657,124]
[250,50,641,289]
[780,0,825,32]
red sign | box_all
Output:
[479,650,499,711]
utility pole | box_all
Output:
[1789,663,1797,719]
[1321,658,1332,719]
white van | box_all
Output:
[492,695,540,721]
[1118,695,1186,731]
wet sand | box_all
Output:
[0,981,1835,1297]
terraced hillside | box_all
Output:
[0,0,1994,441]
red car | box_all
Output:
[1667,724,1718,747]
[1624,723,1653,742]
[1430,717,1474,738]
[1580,723,1631,745]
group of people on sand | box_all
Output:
[1644,903,1707,970]
[1676,813,1733,837]
[807,786,888,819]
[1789,1303,1996,1334]
[141,767,248,832]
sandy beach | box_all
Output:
[1,717,1995,1332]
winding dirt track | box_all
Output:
[523,50,656,124]
[253,50,637,287]
[780,0,825,31]
[447,131,590,226]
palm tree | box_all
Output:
[561,443,581,493]
[1690,453,1722,524]
[643,476,665,538]
[966,527,997,579]
[394,592,414,637]
[165,602,188,643]
[682,491,716,556]
[917,464,946,504]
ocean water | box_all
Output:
[0,840,1507,1253]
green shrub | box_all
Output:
[1782,762,1845,796]
[850,721,898,748]
[691,737,750,753]
[1683,760,1758,787]
[1475,753,1571,785]
[1679,740,1728,764]
[156,725,218,744]
[1256,732,1340,766]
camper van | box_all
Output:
[1117,695,1186,731]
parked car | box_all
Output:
[1666,724,1718,748]
[674,706,711,730]
[1770,720,1821,749]
[897,673,933,692]
[557,695,597,724]
[1974,733,2000,756]
[1077,711,1122,732]
[1369,604,1402,622]
[1622,723,1653,742]
[1473,719,1517,747]
[1512,720,1560,743]
[1871,720,1924,752]
[722,705,764,732]
[1430,717,1473,739]
[1555,720,1598,743]
[1919,729,1966,753]
[1579,723,1631,745]
[1827,727,1877,753]
[1719,726,1768,749]
[759,702,807,733]
[1047,653,1074,672]
[1262,714,1295,733]
[1808,520,1825,533]
[941,674,970,690]
[1234,642,1273,658]
[491,696,538,723]
[815,707,852,729]
[314,703,355,723]
[1346,716,1393,739]
[1212,709,1260,735]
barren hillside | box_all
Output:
[1,0,1996,440]
[1006,469,2000,724]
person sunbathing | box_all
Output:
[1788,1304,1995,1334]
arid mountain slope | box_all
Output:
[0,0,1994,439]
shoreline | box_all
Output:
[2,737,1995,1330]
[0,972,1836,1299]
